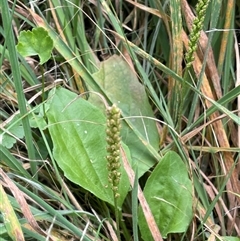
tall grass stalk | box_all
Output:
[1,0,37,176]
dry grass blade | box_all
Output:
[182,30,240,234]
[217,0,235,75]
[168,0,183,128]
[181,111,240,143]
[104,220,119,241]
[0,181,25,241]
[195,199,221,240]
[234,32,240,173]
[191,161,240,234]
[0,168,50,240]
[125,0,163,19]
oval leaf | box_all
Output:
[91,55,160,177]
[46,87,130,207]
[138,151,193,239]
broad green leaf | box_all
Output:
[91,55,160,177]
[46,87,130,207]
[139,151,193,239]
[16,27,53,65]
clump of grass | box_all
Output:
[1,0,240,240]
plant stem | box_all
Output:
[114,197,121,241]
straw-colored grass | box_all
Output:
[0,0,239,240]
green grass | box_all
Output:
[0,0,240,240]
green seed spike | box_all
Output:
[185,0,210,68]
[106,104,121,198]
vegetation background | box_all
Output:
[0,0,240,240]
